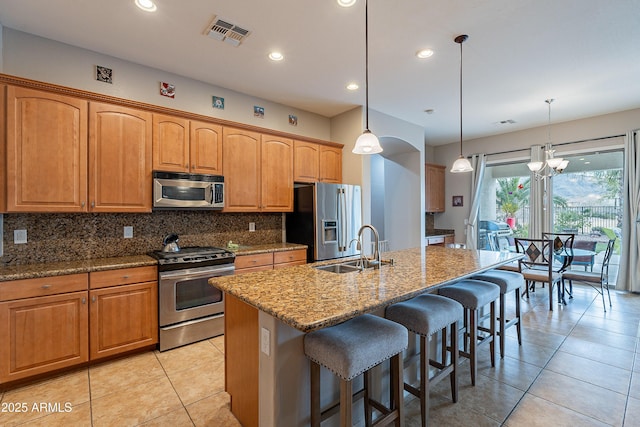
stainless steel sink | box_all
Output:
[313,262,362,274]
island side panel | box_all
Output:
[225,293,259,427]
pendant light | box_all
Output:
[450,34,473,173]
[352,0,383,155]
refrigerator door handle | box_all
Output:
[338,188,346,251]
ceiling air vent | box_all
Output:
[205,16,251,47]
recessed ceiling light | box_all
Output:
[268,52,284,61]
[416,49,434,59]
[135,0,157,12]
[337,0,357,7]
[346,82,359,91]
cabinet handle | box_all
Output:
[191,164,195,169]
[92,296,96,303]
[41,284,51,289]
[185,164,189,168]
[82,297,87,304]
[91,201,95,208]
[81,201,85,208]
[122,275,130,279]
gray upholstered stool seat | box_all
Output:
[471,269,525,358]
[438,279,500,386]
[385,294,463,427]
[304,314,408,427]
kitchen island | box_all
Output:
[210,246,522,427]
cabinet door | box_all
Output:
[190,121,223,174]
[153,114,190,173]
[89,281,158,360]
[223,127,261,212]
[261,135,293,212]
[0,291,89,383]
[319,146,342,183]
[6,86,88,212]
[293,140,319,182]
[89,102,152,212]
[425,164,445,213]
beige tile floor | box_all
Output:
[1,283,639,426]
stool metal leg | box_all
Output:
[499,293,506,359]
[490,301,496,368]
[420,335,428,427]
[515,288,522,346]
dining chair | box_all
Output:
[572,240,597,271]
[541,232,575,273]
[562,238,615,311]
[514,238,564,310]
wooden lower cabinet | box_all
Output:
[225,294,259,427]
[235,249,307,274]
[89,281,158,360]
[0,291,89,383]
[0,266,158,384]
[273,249,306,269]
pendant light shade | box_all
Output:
[527,99,568,178]
[352,0,383,155]
[353,129,382,154]
[450,34,473,173]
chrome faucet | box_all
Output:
[357,224,381,269]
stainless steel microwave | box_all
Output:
[153,171,224,210]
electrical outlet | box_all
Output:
[14,229,27,244]
[249,222,256,232]
[124,226,134,238]
[261,327,270,356]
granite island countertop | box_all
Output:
[210,246,522,333]
[0,255,158,282]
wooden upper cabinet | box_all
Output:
[223,127,261,212]
[89,102,152,212]
[294,140,320,182]
[190,120,222,174]
[425,163,445,213]
[152,114,189,173]
[319,145,342,183]
[6,86,88,212]
[294,141,342,184]
[153,115,222,175]
[261,135,293,212]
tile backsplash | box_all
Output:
[1,211,283,265]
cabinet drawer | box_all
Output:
[235,253,274,270]
[90,266,157,289]
[0,273,88,302]
[427,236,445,246]
[273,249,306,265]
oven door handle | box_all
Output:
[159,264,236,280]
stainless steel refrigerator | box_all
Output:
[286,183,362,262]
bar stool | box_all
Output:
[304,314,408,427]
[385,294,463,427]
[438,280,500,386]
[471,269,525,359]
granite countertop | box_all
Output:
[210,246,522,333]
[425,229,455,237]
[232,243,307,256]
[0,255,158,282]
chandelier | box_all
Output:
[527,99,568,178]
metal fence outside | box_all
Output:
[498,205,622,235]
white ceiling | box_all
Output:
[0,0,638,146]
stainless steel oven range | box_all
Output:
[149,246,235,351]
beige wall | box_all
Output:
[432,108,640,241]
[1,28,332,141]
